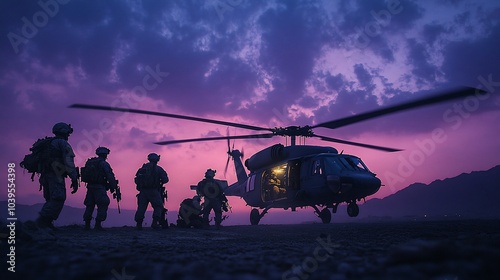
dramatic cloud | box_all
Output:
[1,0,499,219]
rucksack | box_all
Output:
[20,136,55,180]
[81,157,104,184]
[197,179,223,199]
[135,164,157,189]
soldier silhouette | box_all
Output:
[36,122,79,229]
[82,147,118,230]
[134,153,169,229]
[196,169,226,229]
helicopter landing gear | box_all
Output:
[250,209,260,225]
[319,208,332,224]
[347,202,359,217]
[312,205,332,224]
[250,208,270,225]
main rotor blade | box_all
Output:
[154,133,275,145]
[314,134,402,152]
[69,104,272,132]
[313,87,485,130]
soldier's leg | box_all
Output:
[83,188,96,229]
[150,191,164,228]
[39,174,66,223]
[134,192,148,228]
[95,187,110,222]
[213,200,223,227]
[202,202,213,226]
[40,175,50,202]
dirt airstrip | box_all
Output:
[3,219,500,279]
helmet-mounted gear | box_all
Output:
[52,122,73,136]
[96,146,110,155]
[205,169,216,178]
[148,153,161,162]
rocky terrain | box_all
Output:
[3,219,500,279]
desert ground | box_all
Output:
[3,219,500,280]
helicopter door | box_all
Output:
[262,163,287,202]
[304,158,326,191]
[288,160,301,190]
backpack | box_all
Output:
[81,157,104,184]
[135,164,157,189]
[20,137,55,180]
[197,179,223,199]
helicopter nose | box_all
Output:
[353,174,381,197]
[327,174,381,197]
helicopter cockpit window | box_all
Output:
[338,158,355,170]
[344,156,370,172]
[323,157,343,174]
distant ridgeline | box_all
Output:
[2,165,500,225]
[356,165,500,220]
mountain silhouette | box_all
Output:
[351,165,500,220]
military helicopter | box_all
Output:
[70,87,483,224]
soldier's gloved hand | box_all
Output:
[71,179,79,194]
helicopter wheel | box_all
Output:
[250,209,261,225]
[347,202,359,217]
[319,208,331,224]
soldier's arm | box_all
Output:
[159,167,169,184]
[196,181,204,196]
[56,139,78,181]
[102,161,118,189]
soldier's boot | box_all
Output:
[36,215,57,230]
[202,217,210,228]
[160,218,169,229]
[136,220,143,230]
[94,220,104,231]
[215,219,223,230]
[84,220,91,230]
[151,218,161,229]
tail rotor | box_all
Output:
[224,128,244,178]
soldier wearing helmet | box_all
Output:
[82,146,118,230]
[196,169,226,229]
[36,122,79,229]
[134,153,169,229]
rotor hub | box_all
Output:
[273,126,314,137]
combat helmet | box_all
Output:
[52,122,73,136]
[205,169,216,178]
[148,153,161,162]
[96,146,110,155]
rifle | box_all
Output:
[160,186,167,202]
[75,166,81,188]
[221,194,231,213]
[160,186,168,225]
[112,180,122,214]
[222,200,232,213]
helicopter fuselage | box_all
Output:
[225,145,381,210]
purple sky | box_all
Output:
[1,0,500,218]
